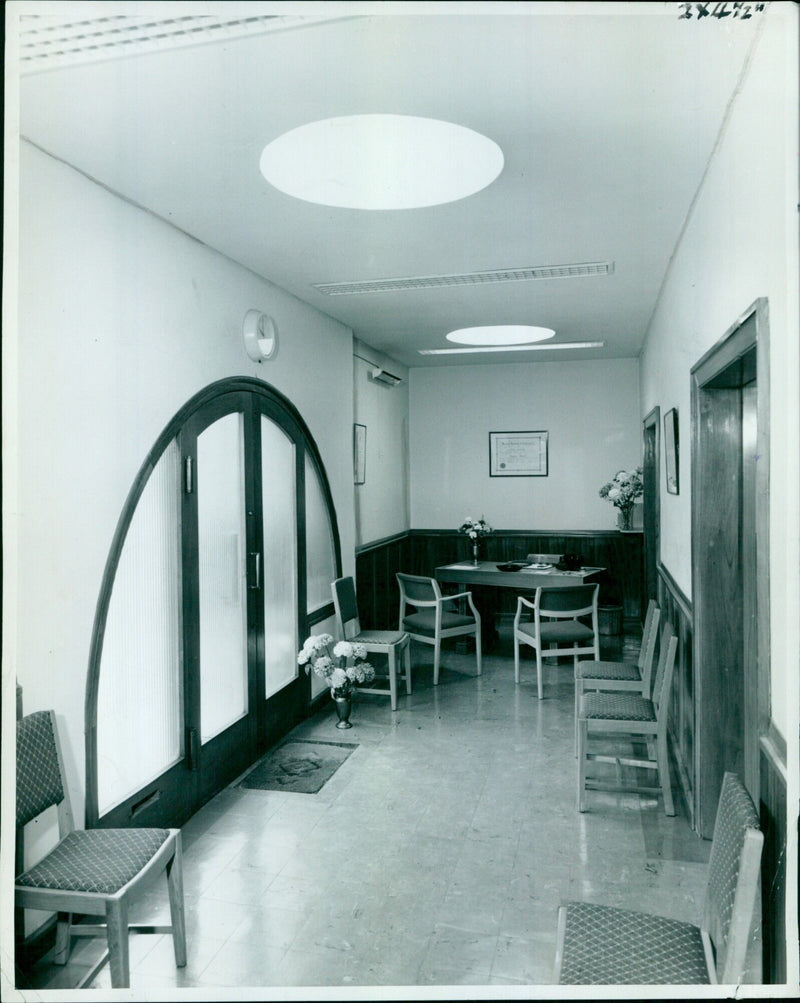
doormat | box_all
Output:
[238,739,358,794]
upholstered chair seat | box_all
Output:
[17,829,170,894]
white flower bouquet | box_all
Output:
[458,516,492,540]
[297,634,375,699]
[599,467,643,527]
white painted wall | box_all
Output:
[409,358,641,531]
[352,339,410,547]
[7,143,356,828]
[639,8,799,745]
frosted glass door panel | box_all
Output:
[261,416,298,698]
[198,413,248,742]
[97,440,183,815]
[305,454,337,613]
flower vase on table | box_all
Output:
[459,516,492,567]
[599,468,643,532]
[297,635,375,730]
[617,505,634,532]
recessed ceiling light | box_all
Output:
[260,114,504,210]
[419,342,604,355]
[446,326,555,346]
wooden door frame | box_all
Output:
[642,406,661,611]
[690,297,770,835]
[85,377,342,829]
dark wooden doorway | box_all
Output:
[691,300,770,839]
[642,406,660,613]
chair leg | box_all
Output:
[514,635,520,684]
[657,729,675,817]
[388,646,398,711]
[433,639,441,685]
[105,898,130,988]
[577,719,588,812]
[53,912,72,965]
[474,626,482,676]
[574,680,581,758]
[536,647,543,700]
[403,640,412,694]
[166,838,187,968]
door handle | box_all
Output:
[249,552,261,590]
[186,728,199,772]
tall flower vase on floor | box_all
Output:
[333,695,352,729]
[298,635,375,730]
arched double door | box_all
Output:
[85,379,340,829]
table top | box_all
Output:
[435,560,605,590]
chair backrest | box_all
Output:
[537,583,598,619]
[331,576,361,640]
[637,602,662,684]
[651,621,677,713]
[396,572,439,607]
[702,772,764,983]
[17,710,73,835]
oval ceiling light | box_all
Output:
[259,114,504,210]
[446,326,556,346]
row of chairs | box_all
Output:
[557,598,763,985]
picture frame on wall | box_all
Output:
[664,408,679,494]
[353,423,366,485]
[489,430,548,477]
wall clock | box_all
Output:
[243,310,278,362]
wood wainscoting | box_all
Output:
[657,564,695,829]
[759,732,788,984]
[356,529,644,628]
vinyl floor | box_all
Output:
[23,623,753,997]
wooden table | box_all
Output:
[435,561,605,648]
[435,560,604,590]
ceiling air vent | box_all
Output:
[313,261,614,296]
[18,13,353,73]
[370,367,403,387]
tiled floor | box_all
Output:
[23,624,721,994]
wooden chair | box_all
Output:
[577,621,678,815]
[15,710,186,989]
[396,572,481,685]
[554,772,764,984]
[574,600,661,752]
[513,583,599,699]
[331,576,411,710]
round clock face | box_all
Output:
[243,310,277,362]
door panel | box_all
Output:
[259,414,298,700]
[95,439,187,826]
[196,411,249,742]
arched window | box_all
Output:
[85,378,341,828]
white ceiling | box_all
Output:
[15,4,761,368]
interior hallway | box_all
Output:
[24,625,714,992]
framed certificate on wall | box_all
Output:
[489,430,548,477]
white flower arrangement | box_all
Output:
[298,634,375,699]
[459,516,492,540]
[599,467,643,521]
